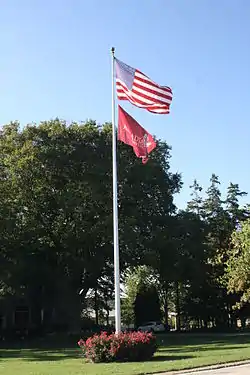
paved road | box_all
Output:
[185,364,250,374]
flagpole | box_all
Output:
[111,47,121,334]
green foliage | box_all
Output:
[0,119,180,330]
[121,266,158,326]
[181,175,249,328]
[225,219,250,306]
[134,284,162,327]
[1,116,250,332]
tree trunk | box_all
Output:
[106,310,109,326]
[163,284,169,329]
[241,317,246,329]
[104,295,110,326]
[175,281,181,331]
[94,289,99,326]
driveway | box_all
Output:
[185,364,250,374]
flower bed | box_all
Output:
[78,331,157,363]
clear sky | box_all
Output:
[1,0,250,208]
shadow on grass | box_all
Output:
[158,335,250,349]
[0,348,194,364]
[24,353,193,364]
[0,348,80,362]
[158,345,248,354]
[0,333,250,363]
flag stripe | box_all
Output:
[134,78,172,100]
[117,80,168,105]
[135,71,172,94]
[117,91,170,114]
[117,93,170,112]
[118,89,170,110]
[117,79,171,109]
[133,84,172,104]
[116,79,169,105]
[117,86,163,107]
[115,58,172,114]
[133,79,172,101]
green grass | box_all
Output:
[0,333,250,375]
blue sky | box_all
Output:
[1,0,250,208]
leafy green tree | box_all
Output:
[121,266,158,326]
[184,176,249,329]
[187,179,204,216]
[0,119,180,331]
[173,209,210,329]
[134,284,162,327]
[226,183,247,224]
[225,219,250,306]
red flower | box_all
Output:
[77,331,157,363]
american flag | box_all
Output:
[115,58,173,114]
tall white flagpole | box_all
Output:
[111,47,121,334]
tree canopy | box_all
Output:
[1,118,249,333]
[225,219,250,306]
[0,119,181,331]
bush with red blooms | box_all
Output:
[78,331,157,363]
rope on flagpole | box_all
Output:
[111,47,121,334]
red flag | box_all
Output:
[118,105,156,163]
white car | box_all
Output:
[138,321,165,333]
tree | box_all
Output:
[226,183,247,224]
[183,176,249,329]
[173,210,209,329]
[87,266,115,326]
[225,219,250,306]
[134,284,162,327]
[187,179,204,216]
[0,119,180,331]
[182,177,226,328]
[121,266,158,326]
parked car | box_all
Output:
[138,321,165,333]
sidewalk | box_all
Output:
[155,361,250,375]
[183,364,250,374]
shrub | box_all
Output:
[78,331,157,363]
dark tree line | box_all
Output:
[123,176,250,330]
[0,119,249,333]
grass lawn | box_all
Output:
[0,333,250,375]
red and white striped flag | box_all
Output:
[115,58,173,114]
